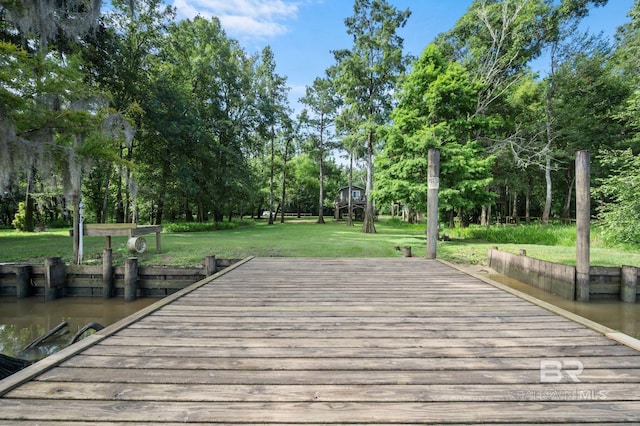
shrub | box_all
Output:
[48,218,71,229]
[444,223,575,246]
[163,219,256,233]
[11,202,26,231]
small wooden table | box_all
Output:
[81,224,163,253]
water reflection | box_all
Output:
[0,297,157,361]
[488,274,640,340]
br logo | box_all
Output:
[540,359,584,383]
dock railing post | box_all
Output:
[205,255,217,276]
[15,265,30,299]
[44,257,65,301]
[575,150,591,302]
[124,257,138,302]
[621,265,637,303]
[103,248,113,299]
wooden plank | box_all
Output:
[84,223,137,230]
[111,326,599,339]
[78,343,637,359]
[2,399,640,423]
[130,225,162,236]
[32,366,640,385]
[7,381,638,403]
[59,354,640,371]
[88,335,619,348]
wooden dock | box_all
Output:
[2,257,640,424]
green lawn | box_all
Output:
[1,217,639,268]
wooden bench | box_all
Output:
[74,224,163,253]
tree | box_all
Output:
[377,44,494,227]
[595,149,640,244]
[256,46,291,225]
[0,0,104,234]
[299,77,341,224]
[0,0,102,50]
[437,0,609,225]
[89,0,174,223]
[154,16,259,223]
[330,0,411,233]
[611,0,640,151]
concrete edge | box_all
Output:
[0,256,255,396]
[437,258,640,352]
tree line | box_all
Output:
[1,0,639,244]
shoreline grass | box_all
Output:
[1,217,639,268]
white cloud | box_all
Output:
[172,0,300,39]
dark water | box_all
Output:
[0,296,157,361]
[487,274,640,340]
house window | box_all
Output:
[352,190,361,200]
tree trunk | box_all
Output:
[116,157,125,223]
[317,154,325,224]
[185,199,193,222]
[347,153,354,227]
[562,166,575,224]
[100,167,112,223]
[542,155,552,225]
[280,141,288,225]
[268,125,275,226]
[24,165,36,232]
[361,131,376,233]
[525,183,531,224]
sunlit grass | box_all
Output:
[1,218,639,268]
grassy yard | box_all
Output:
[1,217,639,268]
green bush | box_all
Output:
[164,219,256,233]
[48,218,71,229]
[11,202,26,231]
[595,149,640,245]
[443,224,576,246]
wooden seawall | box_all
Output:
[1,257,640,424]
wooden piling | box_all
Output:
[103,248,113,299]
[205,255,217,276]
[44,257,65,301]
[621,265,637,303]
[15,265,30,299]
[427,148,440,259]
[124,257,138,302]
[575,150,590,302]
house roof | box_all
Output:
[337,185,365,191]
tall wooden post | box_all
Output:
[575,150,590,302]
[205,255,217,276]
[15,265,30,299]
[124,257,138,302]
[427,148,440,259]
[44,257,65,301]
[103,248,113,299]
[621,265,637,303]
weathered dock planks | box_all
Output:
[2,257,640,424]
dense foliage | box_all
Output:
[0,0,639,246]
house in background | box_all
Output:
[334,185,366,221]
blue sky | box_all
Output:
[168,0,635,112]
